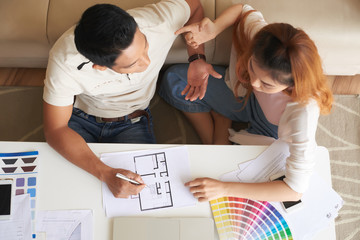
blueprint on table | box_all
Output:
[100,146,196,217]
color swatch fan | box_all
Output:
[210,197,293,240]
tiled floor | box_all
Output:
[0,67,359,94]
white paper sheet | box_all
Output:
[220,141,288,184]
[0,194,32,240]
[100,146,196,217]
[237,140,288,182]
[220,140,343,240]
[272,173,343,240]
[35,210,93,240]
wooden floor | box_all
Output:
[0,67,359,94]
[0,68,46,87]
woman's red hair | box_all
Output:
[232,9,333,114]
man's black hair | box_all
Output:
[74,4,138,68]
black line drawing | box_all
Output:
[131,152,173,211]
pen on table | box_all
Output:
[116,173,142,185]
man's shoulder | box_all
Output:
[50,26,76,54]
[49,25,88,74]
[128,0,190,28]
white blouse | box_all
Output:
[227,5,320,193]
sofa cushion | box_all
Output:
[213,0,360,75]
[0,0,50,67]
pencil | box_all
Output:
[115,173,141,185]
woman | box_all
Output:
[159,4,333,202]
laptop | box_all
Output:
[113,217,214,240]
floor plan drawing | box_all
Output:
[101,146,196,217]
[131,152,174,211]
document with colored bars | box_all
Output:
[0,151,39,239]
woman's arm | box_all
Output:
[185,177,302,202]
[175,4,244,48]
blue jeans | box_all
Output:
[159,64,278,139]
[68,107,156,143]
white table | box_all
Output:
[0,141,335,239]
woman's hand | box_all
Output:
[175,17,217,49]
[185,177,227,202]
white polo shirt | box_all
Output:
[44,0,190,118]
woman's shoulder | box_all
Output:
[278,99,320,141]
[286,98,319,108]
[238,4,267,39]
[284,99,320,118]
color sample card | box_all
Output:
[0,151,39,239]
[210,196,293,240]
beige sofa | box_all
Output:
[1,0,360,75]
[0,0,359,144]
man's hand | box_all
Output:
[104,168,146,198]
[182,59,222,101]
[175,17,217,49]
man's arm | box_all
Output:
[181,0,222,101]
[43,101,145,197]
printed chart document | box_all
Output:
[100,146,196,217]
[0,150,39,237]
[36,209,93,240]
[220,140,343,240]
[0,194,32,240]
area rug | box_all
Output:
[0,87,44,141]
[316,95,360,240]
[0,87,359,239]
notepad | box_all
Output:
[113,217,214,240]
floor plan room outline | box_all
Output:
[132,152,173,211]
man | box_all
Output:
[43,0,221,198]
